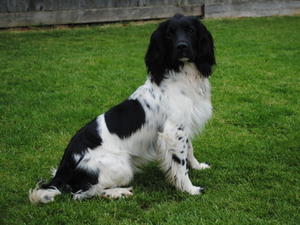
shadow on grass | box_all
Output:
[130,163,188,204]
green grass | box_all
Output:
[1,16,300,225]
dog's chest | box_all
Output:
[160,64,212,136]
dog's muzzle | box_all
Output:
[176,41,192,61]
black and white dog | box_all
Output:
[29,14,216,204]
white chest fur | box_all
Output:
[159,63,212,137]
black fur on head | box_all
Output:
[145,14,216,85]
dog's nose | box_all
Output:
[176,42,188,50]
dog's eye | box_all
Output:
[167,28,175,39]
[167,28,175,35]
[188,28,194,34]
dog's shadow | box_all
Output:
[129,163,188,204]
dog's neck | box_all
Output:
[162,62,206,84]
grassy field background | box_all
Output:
[0,16,299,225]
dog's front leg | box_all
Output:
[187,140,211,170]
[157,121,203,195]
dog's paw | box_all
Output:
[101,187,133,199]
[185,185,204,195]
[191,162,211,170]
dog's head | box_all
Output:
[145,14,216,85]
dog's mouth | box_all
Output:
[179,57,189,62]
[176,51,193,62]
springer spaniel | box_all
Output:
[29,14,216,204]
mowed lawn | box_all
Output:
[0,16,299,225]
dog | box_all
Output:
[29,14,216,204]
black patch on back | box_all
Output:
[104,99,146,139]
[69,118,102,151]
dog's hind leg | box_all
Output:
[100,187,133,199]
[72,183,103,200]
[73,150,135,200]
[72,171,134,200]
[72,150,134,200]
[157,121,204,195]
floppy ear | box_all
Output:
[193,19,216,77]
[145,21,169,85]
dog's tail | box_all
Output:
[29,169,64,204]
